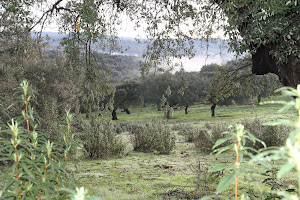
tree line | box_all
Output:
[112,59,281,119]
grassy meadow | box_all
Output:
[73,97,297,200]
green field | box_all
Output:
[73,99,296,200]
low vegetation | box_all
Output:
[0,80,299,200]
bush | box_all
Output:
[80,120,126,158]
[201,119,292,151]
[204,122,232,147]
[130,120,175,154]
[178,126,196,142]
[114,122,136,134]
[0,80,74,199]
[242,118,292,149]
[192,128,213,149]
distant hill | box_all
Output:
[33,32,237,72]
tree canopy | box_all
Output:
[2,1,299,87]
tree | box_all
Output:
[209,1,300,87]
[174,70,203,114]
[141,73,177,111]
[160,86,173,119]
[2,1,299,89]
[112,80,143,120]
[202,59,254,117]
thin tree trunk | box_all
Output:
[166,109,170,119]
[257,94,262,104]
[211,104,216,117]
[185,106,188,114]
[157,104,161,111]
[112,109,118,120]
[124,108,130,114]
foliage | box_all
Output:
[114,79,143,110]
[242,118,292,150]
[0,36,80,143]
[130,120,175,154]
[202,84,300,199]
[217,1,300,65]
[0,80,75,199]
[80,120,126,158]
[203,124,265,199]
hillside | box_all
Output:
[35,32,236,73]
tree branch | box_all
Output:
[28,0,74,32]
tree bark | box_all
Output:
[166,109,171,119]
[212,1,300,88]
[257,94,262,104]
[252,45,300,88]
[112,109,118,120]
[157,104,161,111]
[185,106,188,114]
[211,104,216,117]
[124,108,130,114]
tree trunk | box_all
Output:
[157,104,161,111]
[112,109,118,120]
[185,106,188,114]
[257,94,262,104]
[166,109,170,119]
[124,108,130,114]
[211,104,216,117]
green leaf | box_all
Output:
[212,136,234,149]
[213,144,234,155]
[209,163,232,172]
[20,163,35,179]
[217,171,237,193]
[1,179,15,193]
[277,162,295,179]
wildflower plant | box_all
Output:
[0,80,75,199]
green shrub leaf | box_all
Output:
[277,162,295,179]
[217,171,237,193]
[209,163,232,172]
[212,136,233,149]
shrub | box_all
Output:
[130,120,175,154]
[178,125,197,142]
[204,122,232,147]
[193,128,213,149]
[80,120,126,158]
[242,118,292,149]
[114,122,136,134]
[171,123,190,132]
[0,80,74,199]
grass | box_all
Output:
[95,98,295,125]
[1,96,296,199]
[73,97,296,199]
[74,132,296,199]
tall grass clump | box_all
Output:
[80,120,126,158]
[0,80,77,199]
[130,120,175,154]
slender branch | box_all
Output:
[28,0,74,32]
